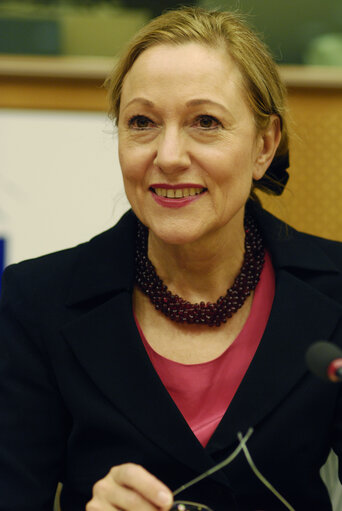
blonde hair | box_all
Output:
[105,6,289,196]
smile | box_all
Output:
[150,187,207,199]
[149,185,207,209]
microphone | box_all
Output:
[306,341,342,382]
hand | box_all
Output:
[86,463,174,511]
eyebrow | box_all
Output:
[122,97,234,120]
[124,97,227,108]
[123,97,154,110]
[185,98,227,111]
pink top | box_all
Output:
[135,251,275,447]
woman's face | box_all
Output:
[118,43,275,246]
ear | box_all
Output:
[253,115,282,181]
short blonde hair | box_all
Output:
[105,6,289,196]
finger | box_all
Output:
[113,485,161,511]
[90,476,157,511]
[86,495,120,511]
[87,477,122,511]
[112,463,173,509]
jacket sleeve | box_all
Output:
[0,265,68,511]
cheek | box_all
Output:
[206,148,254,185]
[119,155,148,205]
[119,141,152,183]
[119,149,139,184]
[118,133,137,173]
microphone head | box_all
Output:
[306,341,342,382]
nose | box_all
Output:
[154,126,191,174]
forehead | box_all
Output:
[120,42,247,108]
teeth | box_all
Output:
[156,188,167,197]
[154,187,205,198]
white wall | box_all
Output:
[0,109,130,266]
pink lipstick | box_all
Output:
[149,184,207,209]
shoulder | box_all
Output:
[2,232,97,306]
[0,210,137,311]
[297,231,342,270]
[251,202,342,267]
[252,204,342,303]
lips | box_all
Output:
[150,186,207,199]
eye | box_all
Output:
[194,115,221,130]
[128,115,155,130]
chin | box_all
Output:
[148,222,205,246]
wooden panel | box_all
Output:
[259,87,342,241]
[0,75,107,111]
[0,55,110,111]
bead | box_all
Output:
[135,212,264,327]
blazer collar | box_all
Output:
[249,202,340,274]
[66,203,340,308]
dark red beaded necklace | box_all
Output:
[135,214,264,327]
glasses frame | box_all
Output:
[171,501,213,511]
[170,428,295,511]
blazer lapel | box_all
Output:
[62,290,229,485]
[206,268,342,455]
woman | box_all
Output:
[1,7,342,511]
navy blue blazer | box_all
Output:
[1,204,342,511]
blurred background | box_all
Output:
[0,0,342,64]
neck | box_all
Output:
[147,213,246,304]
[135,211,264,327]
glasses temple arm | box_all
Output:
[237,432,295,511]
[173,428,254,497]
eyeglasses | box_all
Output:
[171,503,212,511]
[170,428,295,511]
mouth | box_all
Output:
[149,187,207,199]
